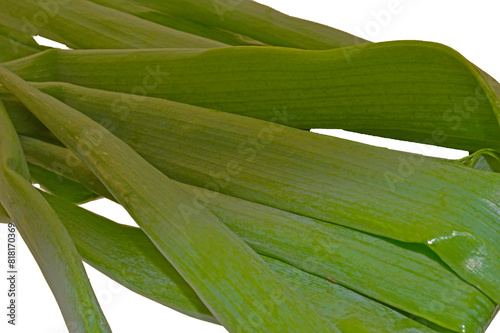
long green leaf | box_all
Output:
[8,80,500,308]
[0,100,110,332]
[0,185,451,332]
[35,192,444,333]
[87,0,368,48]
[18,136,495,332]
[9,107,500,174]
[0,0,227,49]
[4,42,499,152]
[0,65,336,333]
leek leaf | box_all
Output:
[4,42,499,152]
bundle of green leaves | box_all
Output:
[1,1,499,332]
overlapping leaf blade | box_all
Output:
[0,100,110,332]
[0,1,498,332]
[0,0,227,49]
[15,136,495,332]
[4,80,499,309]
[86,0,368,48]
[29,192,443,333]
[20,136,114,200]
[4,42,500,152]
[0,0,367,50]
[0,65,336,333]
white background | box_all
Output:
[1,0,500,332]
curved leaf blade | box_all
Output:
[0,100,110,332]
[0,65,336,333]
[4,42,499,152]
